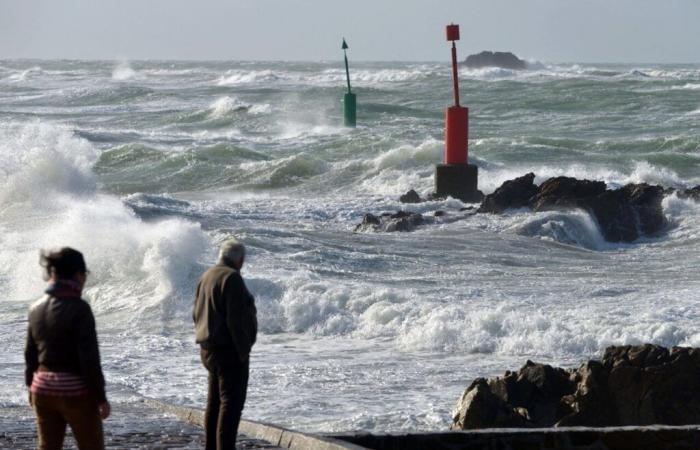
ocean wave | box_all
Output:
[0,121,97,204]
[239,154,330,188]
[510,210,607,250]
[0,121,210,320]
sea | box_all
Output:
[0,60,699,433]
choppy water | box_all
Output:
[1,60,699,432]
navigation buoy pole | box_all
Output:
[435,24,481,202]
[342,38,356,127]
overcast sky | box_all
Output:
[1,0,698,62]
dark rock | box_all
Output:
[451,345,700,430]
[478,172,538,213]
[530,176,607,211]
[679,185,700,201]
[482,175,667,242]
[463,51,528,70]
[399,189,423,203]
[354,211,428,233]
[433,210,446,217]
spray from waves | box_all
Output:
[217,69,279,86]
[215,66,440,87]
[112,61,137,81]
[356,139,442,196]
[662,193,700,243]
[0,121,210,323]
[0,121,97,205]
[4,66,42,83]
[474,160,690,196]
[310,67,440,85]
[208,96,271,118]
[209,96,250,117]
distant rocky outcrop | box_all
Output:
[451,345,700,430]
[479,174,667,242]
[463,51,528,70]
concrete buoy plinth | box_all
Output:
[435,24,481,202]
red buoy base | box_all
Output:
[445,106,469,165]
[435,163,482,203]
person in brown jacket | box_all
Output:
[193,238,257,450]
[25,247,110,450]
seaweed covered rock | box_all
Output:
[451,345,700,430]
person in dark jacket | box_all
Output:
[25,247,110,450]
[193,238,257,450]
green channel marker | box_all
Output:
[342,38,356,127]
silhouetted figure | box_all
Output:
[194,239,257,450]
[25,247,110,450]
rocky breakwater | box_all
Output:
[478,173,668,242]
[354,174,692,242]
[451,344,700,429]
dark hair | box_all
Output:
[40,247,88,280]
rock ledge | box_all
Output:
[452,345,700,430]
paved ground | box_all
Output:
[0,402,282,449]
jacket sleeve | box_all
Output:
[224,273,258,361]
[24,322,38,387]
[77,303,107,403]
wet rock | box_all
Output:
[530,176,607,211]
[478,172,537,213]
[679,185,700,201]
[399,189,423,203]
[479,175,667,242]
[463,51,527,70]
[451,345,700,430]
[354,211,427,233]
[589,183,665,242]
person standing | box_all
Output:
[25,247,110,450]
[193,239,257,450]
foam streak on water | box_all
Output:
[1,60,699,432]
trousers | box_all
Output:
[200,347,249,450]
[32,393,104,450]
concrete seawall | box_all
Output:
[147,399,367,450]
[333,426,700,450]
[149,400,700,450]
